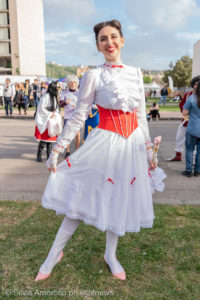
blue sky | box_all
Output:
[43,0,200,70]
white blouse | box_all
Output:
[55,63,151,152]
[35,93,60,134]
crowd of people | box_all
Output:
[2,71,200,183]
[168,75,200,177]
[1,78,49,116]
[34,75,82,162]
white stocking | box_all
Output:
[105,231,124,274]
[39,216,80,274]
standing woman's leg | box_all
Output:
[194,138,200,174]
[9,98,13,115]
[23,102,26,115]
[36,141,45,162]
[46,142,52,159]
[185,133,195,172]
[104,231,126,280]
[5,98,9,116]
[76,131,81,149]
[24,96,28,115]
[175,122,186,154]
[18,103,21,115]
[35,216,80,281]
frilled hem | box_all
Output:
[34,126,57,142]
[42,203,155,236]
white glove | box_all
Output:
[147,148,158,164]
[46,150,59,170]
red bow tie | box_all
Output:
[104,64,123,68]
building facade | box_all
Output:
[192,40,200,78]
[0,0,46,76]
[77,66,91,78]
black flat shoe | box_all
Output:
[194,171,200,177]
[181,170,192,177]
[65,152,70,159]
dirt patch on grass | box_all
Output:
[0,202,39,227]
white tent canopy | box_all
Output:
[144,81,161,90]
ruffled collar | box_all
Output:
[99,63,141,112]
[103,61,124,69]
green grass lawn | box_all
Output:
[146,104,180,112]
[146,98,180,112]
[0,200,200,299]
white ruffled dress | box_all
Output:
[42,63,166,236]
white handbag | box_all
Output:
[48,112,62,137]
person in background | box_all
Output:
[173,93,182,102]
[0,84,4,106]
[159,86,168,105]
[3,78,15,116]
[148,102,160,121]
[24,79,31,114]
[32,79,41,109]
[57,83,63,101]
[40,81,48,97]
[153,90,156,98]
[83,103,99,140]
[16,83,26,115]
[167,76,200,162]
[13,83,19,107]
[182,81,200,177]
[34,81,61,162]
[59,75,80,158]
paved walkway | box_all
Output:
[0,118,199,205]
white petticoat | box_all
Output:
[42,127,166,236]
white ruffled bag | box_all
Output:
[48,112,62,137]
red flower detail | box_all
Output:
[66,158,71,168]
[57,144,64,149]
[107,178,114,184]
[131,177,136,184]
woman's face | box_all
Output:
[97,26,124,63]
[68,81,78,90]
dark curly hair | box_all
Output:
[196,81,200,108]
[190,75,200,88]
[93,20,123,43]
[46,81,59,112]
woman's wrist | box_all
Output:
[53,144,65,153]
[146,146,152,151]
[53,149,59,155]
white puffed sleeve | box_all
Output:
[136,68,152,147]
[54,70,96,152]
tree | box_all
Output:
[173,56,192,87]
[163,56,192,88]
[143,76,152,83]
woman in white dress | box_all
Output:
[59,75,80,158]
[34,81,62,162]
[35,20,166,282]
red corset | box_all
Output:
[97,105,138,138]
